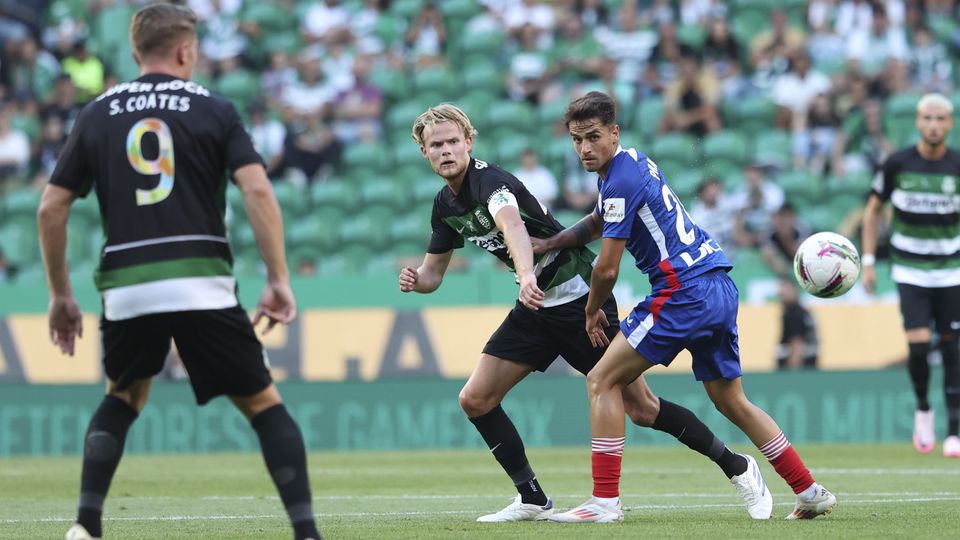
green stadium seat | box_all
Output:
[649,132,698,165]
[493,132,531,166]
[215,69,262,110]
[287,215,339,252]
[358,181,410,209]
[3,187,41,217]
[676,24,706,49]
[439,0,482,19]
[390,0,426,19]
[368,68,410,102]
[413,67,459,96]
[632,97,664,137]
[0,215,40,265]
[339,205,394,251]
[390,212,431,244]
[702,130,751,169]
[723,96,777,135]
[310,180,360,212]
[884,93,922,120]
[271,181,309,218]
[666,170,704,201]
[386,100,427,132]
[342,141,392,173]
[485,101,536,134]
[393,141,429,169]
[777,170,821,205]
[752,129,792,169]
[828,171,872,197]
[459,62,505,96]
[458,30,506,59]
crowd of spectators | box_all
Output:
[0,0,959,285]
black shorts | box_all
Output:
[482,293,620,375]
[101,305,272,405]
[897,283,960,335]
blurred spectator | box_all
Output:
[689,177,737,257]
[350,0,392,55]
[908,26,953,93]
[845,4,907,79]
[322,41,356,94]
[761,201,809,277]
[561,149,598,213]
[7,37,60,102]
[834,0,876,36]
[594,3,657,95]
[831,98,893,177]
[644,22,694,95]
[731,163,785,248]
[553,11,606,82]
[793,92,841,172]
[659,54,721,137]
[0,102,30,186]
[702,16,749,100]
[60,39,104,104]
[188,0,243,21]
[750,9,806,89]
[506,24,558,104]
[248,101,286,177]
[261,50,298,107]
[283,52,335,117]
[776,278,819,370]
[31,113,65,188]
[332,55,384,144]
[0,246,19,283]
[404,2,447,69]
[679,0,715,26]
[198,0,247,63]
[280,113,342,184]
[504,0,555,44]
[638,0,675,28]
[771,49,831,130]
[513,148,559,210]
[303,0,351,45]
[41,74,80,134]
[573,0,611,31]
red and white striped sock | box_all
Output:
[591,437,625,499]
[758,431,815,494]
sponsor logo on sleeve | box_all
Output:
[603,198,626,222]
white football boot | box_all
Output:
[548,497,624,523]
[729,453,773,519]
[943,435,960,458]
[65,524,100,540]
[786,484,837,520]
[476,494,554,522]
[914,409,935,454]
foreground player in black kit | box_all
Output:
[38,4,321,539]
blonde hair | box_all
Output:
[129,3,197,60]
[917,93,954,114]
[411,103,478,146]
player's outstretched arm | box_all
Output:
[494,206,545,310]
[531,211,602,254]
[234,164,296,332]
[400,251,453,294]
[860,194,884,295]
[584,237,627,347]
[37,184,83,355]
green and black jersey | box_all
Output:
[427,158,595,307]
[49,73,263,320]
[872,145,960,287]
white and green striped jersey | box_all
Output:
[872,146,960,287]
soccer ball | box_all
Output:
[793,232,861,298]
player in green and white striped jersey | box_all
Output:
[862,92,960,458]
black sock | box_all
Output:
[251,404,320,540]
[652,398,747,479]
[469,405,547,505]
[909,342,932,411]
[77,395,139,538]
[941,340,960,436]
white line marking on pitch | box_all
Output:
[4,496,960,524]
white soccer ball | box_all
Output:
[793,231,861,298]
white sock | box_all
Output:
[593,496,620,506]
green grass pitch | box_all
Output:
[1,444,957,539]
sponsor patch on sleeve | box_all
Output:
[487,187,518,217]
[602,197,626,222]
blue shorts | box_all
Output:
[619,269,742,381]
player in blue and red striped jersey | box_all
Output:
[540,92,837,523]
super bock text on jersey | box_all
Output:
[597,148,732,291]
[873,146,960,286]
[427,158,595,307]
[49,73,263,321]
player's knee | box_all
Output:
[458,388,496,417]
[585,368,615,399]
[84,430,122,463]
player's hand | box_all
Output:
[254,281,297,334]
[585,307,610,348]
[861,265,877,295]
[399,266,419,292]
[518,272,545,311]
[530,236,551,255]
[48,294,82,356]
